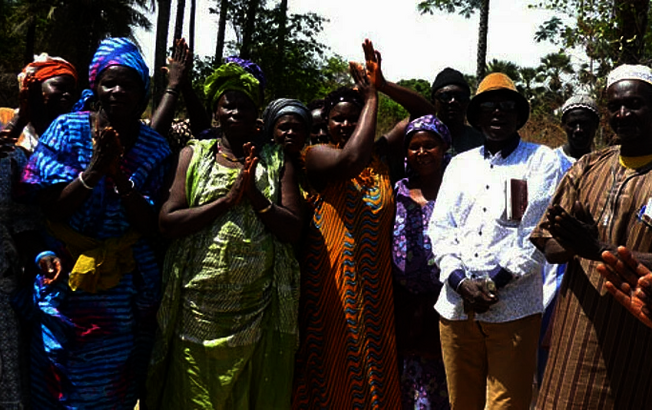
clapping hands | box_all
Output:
[598,246,652,328]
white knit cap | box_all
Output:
[607,64,652,88]
[561,94,599,117]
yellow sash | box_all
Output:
[48,221,141,293]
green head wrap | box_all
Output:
[204,63,260,110]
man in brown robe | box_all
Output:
[531,64,652,409]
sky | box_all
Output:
[134,0,562,83]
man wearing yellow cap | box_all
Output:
[427,73,563,409]
[531,65,652,409]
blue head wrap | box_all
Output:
[73,37,149,111]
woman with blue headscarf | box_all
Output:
[20,37,171,409]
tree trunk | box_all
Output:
[189,0,196,52]
[274,0,288,98]
[240,0,261,59]
[154,0,172,109]
[23,16,36,65]
[174,0,186,41]
[214,0,228,61]
[476,0,489,81]
[615,0,649,64]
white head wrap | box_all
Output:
[561,94,599,117]
[607,64,652,88]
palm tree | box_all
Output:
[274,0,288,97]
[538,52,574,93]
[486,59,520,82]
[33,0,155,88]
[174,0,186,41]
[538,52,574,108]
[214,0,229,61]
[418,0,491,81]
[154,0,172,107]
[188,0,196,51]
[240,0,263,59]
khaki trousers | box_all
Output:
[439,313,541,410]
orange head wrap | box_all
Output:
[18,53,78,88]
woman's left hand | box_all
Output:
[242,142,259,197]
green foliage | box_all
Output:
[486,59,521,81]
[376,78,429,135]
[531,0,652,89]
[396,78,431,99]
[418,0,482,18]
[0,0,154,92]
[220,1,351,105]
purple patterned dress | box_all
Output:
[392,178,450,410]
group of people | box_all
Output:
[1,33,652,410]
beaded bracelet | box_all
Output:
[78,171,95,190]
[35,251,57,268]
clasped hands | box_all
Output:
[224,142,260,207]
[458,278,498,314]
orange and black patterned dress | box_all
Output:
[293,152,401,409]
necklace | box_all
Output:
[217,139,244,163]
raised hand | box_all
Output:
[598,246,652,328]
[165,38,192,90]
[349,61,376,101]
[362,39,386,90]
[242,142,260,197]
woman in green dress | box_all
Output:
[147,60,303,409]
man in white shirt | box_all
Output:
[427,73,563,409]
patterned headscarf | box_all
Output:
[18,53,78,89]
[88,37,150,93]
[73,37,149,112]
[262,98,311,142]
[204,62,261,110]
[404,114,452,176]
[405,114,452,148]
[224,56,266,91]
[607,64,652,88]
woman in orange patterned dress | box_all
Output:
[292,40,436,409]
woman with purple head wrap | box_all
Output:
[392,114,452,409]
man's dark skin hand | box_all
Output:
[459,279,498,314]
[545,201,611,261]
[544,200,652,269]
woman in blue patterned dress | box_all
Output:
[392,115,451,409]
[20,38,170,409]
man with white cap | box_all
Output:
[531,64,652,409]
[428,73,562,409]
[556,94,600,170]
[537,93,601,382]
